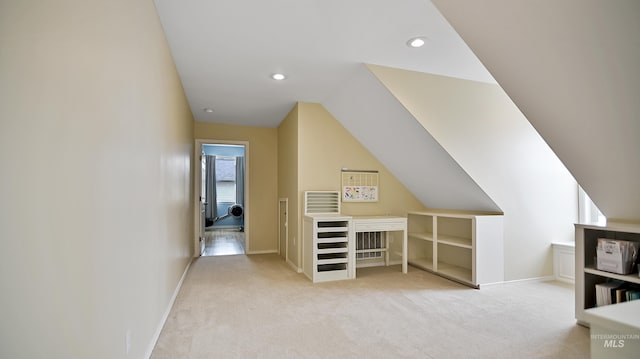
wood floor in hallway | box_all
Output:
[202,229,245,256]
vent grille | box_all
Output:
[305,191,340,215]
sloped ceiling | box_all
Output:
[368,64,578,279]
[323,65,500,212]
[432,0,640,222]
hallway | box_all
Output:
[202,230,245,256]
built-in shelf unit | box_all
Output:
[301,191,408,282]
[407,211,504,288]
[303,214,354,283]
[575,222,640,326]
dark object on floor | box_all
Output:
[228,204,243,218]
[213,204,244,224]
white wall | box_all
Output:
[0,1,193,358]
[432,0,640,222]
[323,65,500,212]
[369,65,578,280]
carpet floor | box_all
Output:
[151,254,589,358]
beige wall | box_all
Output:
[298,103,426,217]
[370,65,578,280]
[194,122,279,253]
[0,1,193,358]
[287,102,426,268]
[277,105,300,266]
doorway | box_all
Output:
[195,140,249,257]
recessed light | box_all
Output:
[203,108,214,113]
[407,36,426,48]
[271,73,286,81]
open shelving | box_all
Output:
[575,222,640,326]
[408,213,434,273]
[407,211,503,288]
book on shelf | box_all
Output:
[595,281,640,307]
[615,288,626,304]
[595,281,623,307]
[627,288,640,302]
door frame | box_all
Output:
[193,139,250,257]
[278,198,288,260]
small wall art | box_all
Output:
[341,170,379,202]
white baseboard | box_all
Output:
[246,249,278,255]
[145,258,192,359]
[554,276,575,285]
[482,275,555,287]
[286,258,301,273]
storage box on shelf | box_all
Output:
[407,211,503,288]
[575,222,640,327]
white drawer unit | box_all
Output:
[303,214,354,283]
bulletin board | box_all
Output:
[341,170,379,202]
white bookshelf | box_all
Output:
[407,211,504,288]
[575,222,640,326]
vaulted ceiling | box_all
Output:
[153,0,494,127]
[432,0,640,221]
[156,0,640,221]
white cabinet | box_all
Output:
[584,300,640,357]
[575,223,640,326]
[552,242,575,284]
[303,214,354,283]
[407,211,503,288]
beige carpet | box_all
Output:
[151,254,589,358]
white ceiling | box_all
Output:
[432,0,640,221]
[153,0,494,127]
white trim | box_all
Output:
[551,241,575,248]
[481,275,556,287]
[286,258,302,273]
[554,276,575,285]
[246,249,278,255]
[194,139,249,257]
[145,258,192,358]
[278,198,289,261]
[507,275,556,283]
